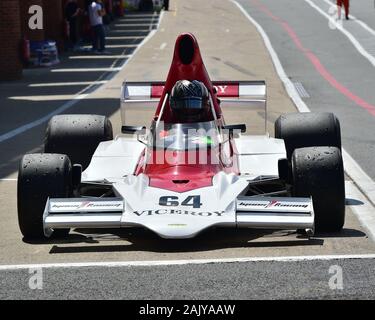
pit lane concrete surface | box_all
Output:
[0,0,375,299]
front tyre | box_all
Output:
[44,114,113,170]
[17,154,73,240]
[292,146,345,232]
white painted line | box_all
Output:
[1,254,375,271]
[110,30,149,33]
[120,14,157,18]
[8,94,89,102]
[69,55,131,59]
[0,11,164,144]
[346,181,375,240]
[81,44,137,49]
[303,0,375,68]
[231,0,375,235]
[107,36,146,40]
[51,68,122,73]
[114,24,158,27]
[29,81,109,87]
[104,45,137,49]
[116,18,155,22]
[0,178,17,181]
[160,42,167,50]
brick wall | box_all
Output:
[43,0,64,51]
[19,0,45,41]
[0,0,23,80]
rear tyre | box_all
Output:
[18,154,73,240]
[275,112,341,158]
[44,114,113,170]
[291,146,345,232]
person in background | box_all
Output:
[89,0,110,54]
[65,0,82,50]
[85,0,93,11]
[337,0,350,20]
[164,0,169,11]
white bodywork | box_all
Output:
[82,134,285,183]
[43,81,315,239]
[44,134,314,238]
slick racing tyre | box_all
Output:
[44,114,113,170]
[291,146,345,232]
[275,112,341,158]
[18,154,73,240]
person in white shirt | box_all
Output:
[88,0,108,53]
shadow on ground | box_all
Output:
[19,226,368,254]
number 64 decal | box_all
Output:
[159,195,202,209]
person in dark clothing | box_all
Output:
[164,0,169,10]
[65,0,81,49]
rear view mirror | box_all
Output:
[221,124,246,133]
[220,124,246,144]
[122,126,148,146]
[121,126,146,134]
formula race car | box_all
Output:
[17,33,345,240]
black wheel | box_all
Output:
[292,146,345,232]
[18,154,73,240]
[44,114,113,170]
[275,112,341,158]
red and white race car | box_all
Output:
[17,33,345,240]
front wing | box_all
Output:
[43,196,314,239]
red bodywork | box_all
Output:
[134,34,240,192]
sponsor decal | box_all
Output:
[150,84,239,98]
[213,84,239,97]
[238,201,309,209]
[133,210,225,217]
[51,202,123,210]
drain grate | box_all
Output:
[293,82,310,98]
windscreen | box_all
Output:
[150,121,220,151]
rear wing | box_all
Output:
[121,81,267,133]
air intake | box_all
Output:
[179,34,195,65]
